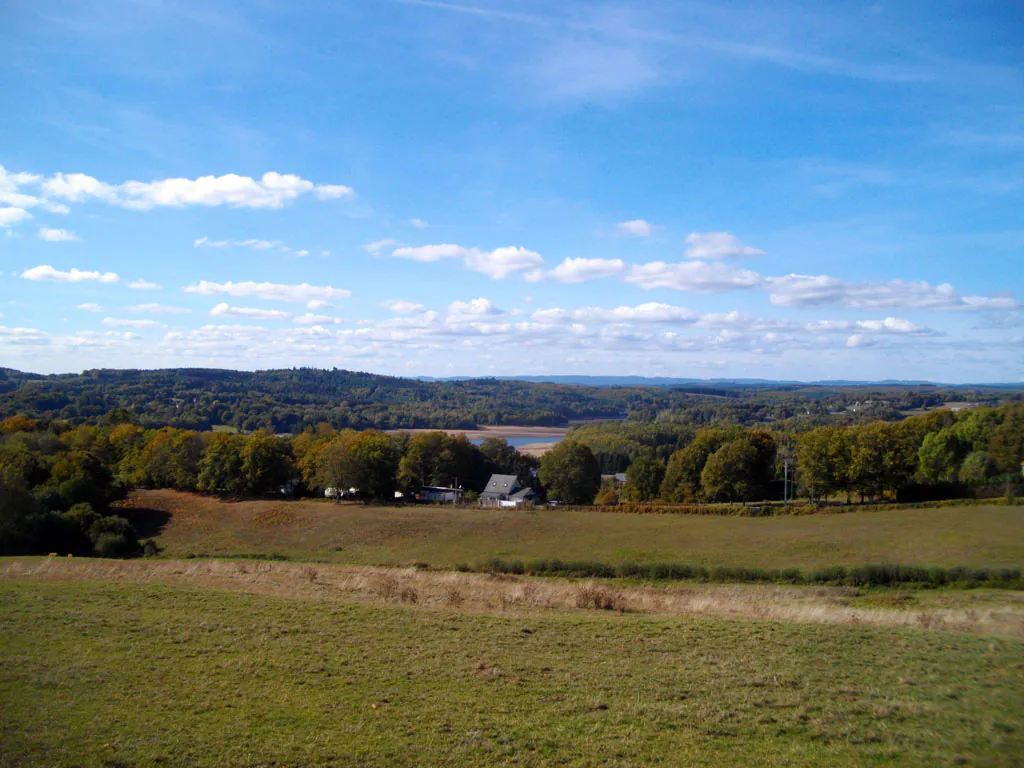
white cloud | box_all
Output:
[38,227,77,242]
[449,298,502,317]
[185,280,351,303]
[626,260,763,293]
[42,173,118,204]
[76,303,105,313]
[129,279,162,290]
[392,243,545,280]
[307,299,334,310]
[314,184,356,200]
[365,238,399,255]
[616,219,653,237]
[0,208,32,227]
[846,334,877,348]
[408,218,429,229]
[392,243,470,262]
[115,172,352,210]
[210,303,291,320]
[102,317,166,329]
[548,257,626,283]
[126,303,191,314]
[684,232,764,260]
[465,246,544,279]
[0,165,354,213]
[293,313,342,325]
[21,265,120,283]
[0,325,51,346]
[383,299,426,314]
[765,274,1019,311]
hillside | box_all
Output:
[0,367,1017,433]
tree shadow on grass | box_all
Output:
[118,505,172,540]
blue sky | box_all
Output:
[1,0,1022,381]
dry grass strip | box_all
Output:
[3,557,1023,638]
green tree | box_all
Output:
[659,428,736,502]
[314,430,401,501]
[241,431,294,495]
[917,427,964,484]
[796,426,851,502]
[538,441,601,505]
[622,454,665,502]
[959,451,998,484]
[197,433,246,495]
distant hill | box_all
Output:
[0,367,1018,433]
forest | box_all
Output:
[0,367,1016,433]
[1,401,1021,558]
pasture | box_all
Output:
[119,490,1024,572]
[1,567,1023,767]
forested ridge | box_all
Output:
[0,367,1015,433]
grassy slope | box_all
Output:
[124,490,1024,570]
[2,579,1023,767]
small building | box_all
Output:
[480,474,537,508]
[601,473,628,489]
[418,486,464,504]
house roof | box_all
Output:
[483,474,520,494]
[509,486,536,500]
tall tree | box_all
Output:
[539,441,601,505]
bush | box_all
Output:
[93,532,136,558]
[88,515,139,558]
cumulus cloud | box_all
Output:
[293,313,342,325]
[391,243,545,280]
[616,219,653,237]
[0,208,31,227]
[465,246,544,279]
[102,317,166,329]
[684,232,764,260]
[210,303,291,320]
[392,243,470,262]
[765,274,1019,311]
[21,265,120,283]
[365,238,400,255]
[534,302,699,325]
[3,164,354,215]
[126,303,191,314]
[449,298,502,317]
[76,303,105,313]
[307,299,334,310]
[383,299,426,314]
[626,260,763,293]
[547,257,626,283]
[128,279,161,290]
[185,280,351,303]
[38,227,77,242]
[806,316,939,336]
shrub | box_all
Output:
[93,532,136,558]
[574,583,620,610]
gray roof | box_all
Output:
[509,486,537,500]
[481,473,521,498]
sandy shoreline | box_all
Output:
[392,425,568,440]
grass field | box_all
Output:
[119,490,1024,571]
[2,573,1023,767]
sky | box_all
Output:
[1,0,1022,382]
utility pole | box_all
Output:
[783,457,790,504]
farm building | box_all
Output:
[417,486,464,503]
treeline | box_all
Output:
[0,416,545,556]
[0,367,1014,434]
[592,404,1024,505]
